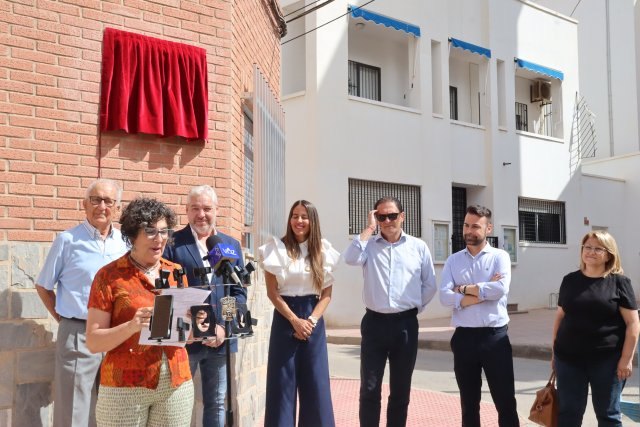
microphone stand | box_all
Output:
[221,269,234,427]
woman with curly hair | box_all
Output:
[258,200,340,427]
[86,197,194,427]
[552,231,639,426]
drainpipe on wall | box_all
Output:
[606,0,615,156]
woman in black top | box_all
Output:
[552,231,639,426]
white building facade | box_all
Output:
[280,0,640,326]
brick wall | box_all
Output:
[0,0,281,425]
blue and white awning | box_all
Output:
[349,5,420,37]
[449,38,491,59]
[515,58,564,81]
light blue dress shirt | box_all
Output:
[343,231,437,314]
[36,220,128,319]
[439,243,511,327]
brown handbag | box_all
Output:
[528,370,558,427]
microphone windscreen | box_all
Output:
[205,234,224,251]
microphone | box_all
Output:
[204,235,242,286]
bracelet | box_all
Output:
[462,285,467,295]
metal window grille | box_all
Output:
[487,236,498,248]
[518,197,566,244]
[451,187,467,253]
[540,102,553,137]
[449,86,458,120]
[348,60,381,101]
[243,113,254,228]
[348,178,421,237]
[253,65,286,250]
[515,102,528,131]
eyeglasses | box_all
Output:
[375,212,400,222]
[143,227,174,240]
[581,245,608,255]
[88,196,115,207]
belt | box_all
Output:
[60,316,86,323]
[365,308,418,319]
[456,325,507,333]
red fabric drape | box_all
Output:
[99,28,208,141]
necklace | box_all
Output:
[129,254,160,277]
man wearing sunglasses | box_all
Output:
[163,185,247,427]
[344,196,437,427]
[439,205,519,427]
[36,179,128,427]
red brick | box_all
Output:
[12,46,57,65]
[100,169,141,181]
[0,102,33,116]
[9,207,54,219]
[58,57,100,73]
[36,0,81,16]
[0,195,31,207]
[55,121,96,135]
[36,86,80,101]
[0,171,33,183]
[0,126,33,138]
[56,142,95,156]
[0,218,32,229]
[124,181,162,193]
[9,138,56,151]
[36,174,81,187]
[14,4,58,21]
[9,92,55,108]
[11,25,57,43]
[102,2,142,19]
[0,148,33,161]
[35,219,80,231]
[35,107,80,122]
[10,70,55,86]
[162,7,198,22]
[33,196,78,209]
[162,27,199,42]
[56,210,86,221]
[37,41,82,58]
[0,34,35,50]
[57,186,84,199]
[0,11,35,27]
[59,34,101,51]
[35,130,79,143]
[37,20,82,37]
[10,161,56,175]
[124,0,161,14]
[123,17,162,35]
[61,0,101,9]
[58,14,99,30]
[57,165,97,176]
[35,152,80,165]
[57,100,93,113]
[182,21,218,37]
[10,115,55,130]
[0,79,33,95]
[80,113,98,125]
[142,171,178,184]
[9,183,54,196]
[82,28,103,42]
[81,92,99,104]
[0,57,34,71]
[200,15,230,30]
[93,158,122,169]
[8,230,56,241]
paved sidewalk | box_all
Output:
[326,307,556,360]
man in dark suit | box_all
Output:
[163,185,247,427]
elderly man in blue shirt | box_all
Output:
[36,179,127,427]
[344,196,437,427]
[439,205,519,427]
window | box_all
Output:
[515,102,528,131]
[518,198,566,244]
[503,227,517,262]
[348,60,381,101]
[243,112,254,250]
[433,222,450,262]
[431,40,442,114]
[449,86,458,120]
[349,178,421,237]
[451,187,467,253]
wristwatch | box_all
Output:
[308,315,318,327]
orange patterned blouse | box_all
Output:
[88,254,192,389]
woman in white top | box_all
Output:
[259,200,340,427]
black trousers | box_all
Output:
[450,326,520,427]
[359,308,418,427]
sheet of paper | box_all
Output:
[138,287,211,347]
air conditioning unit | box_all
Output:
[530,81,552,103]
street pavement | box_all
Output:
[324,308,640,426]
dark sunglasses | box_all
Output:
[375,212,400,222]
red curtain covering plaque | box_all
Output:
[99,28,208,141]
